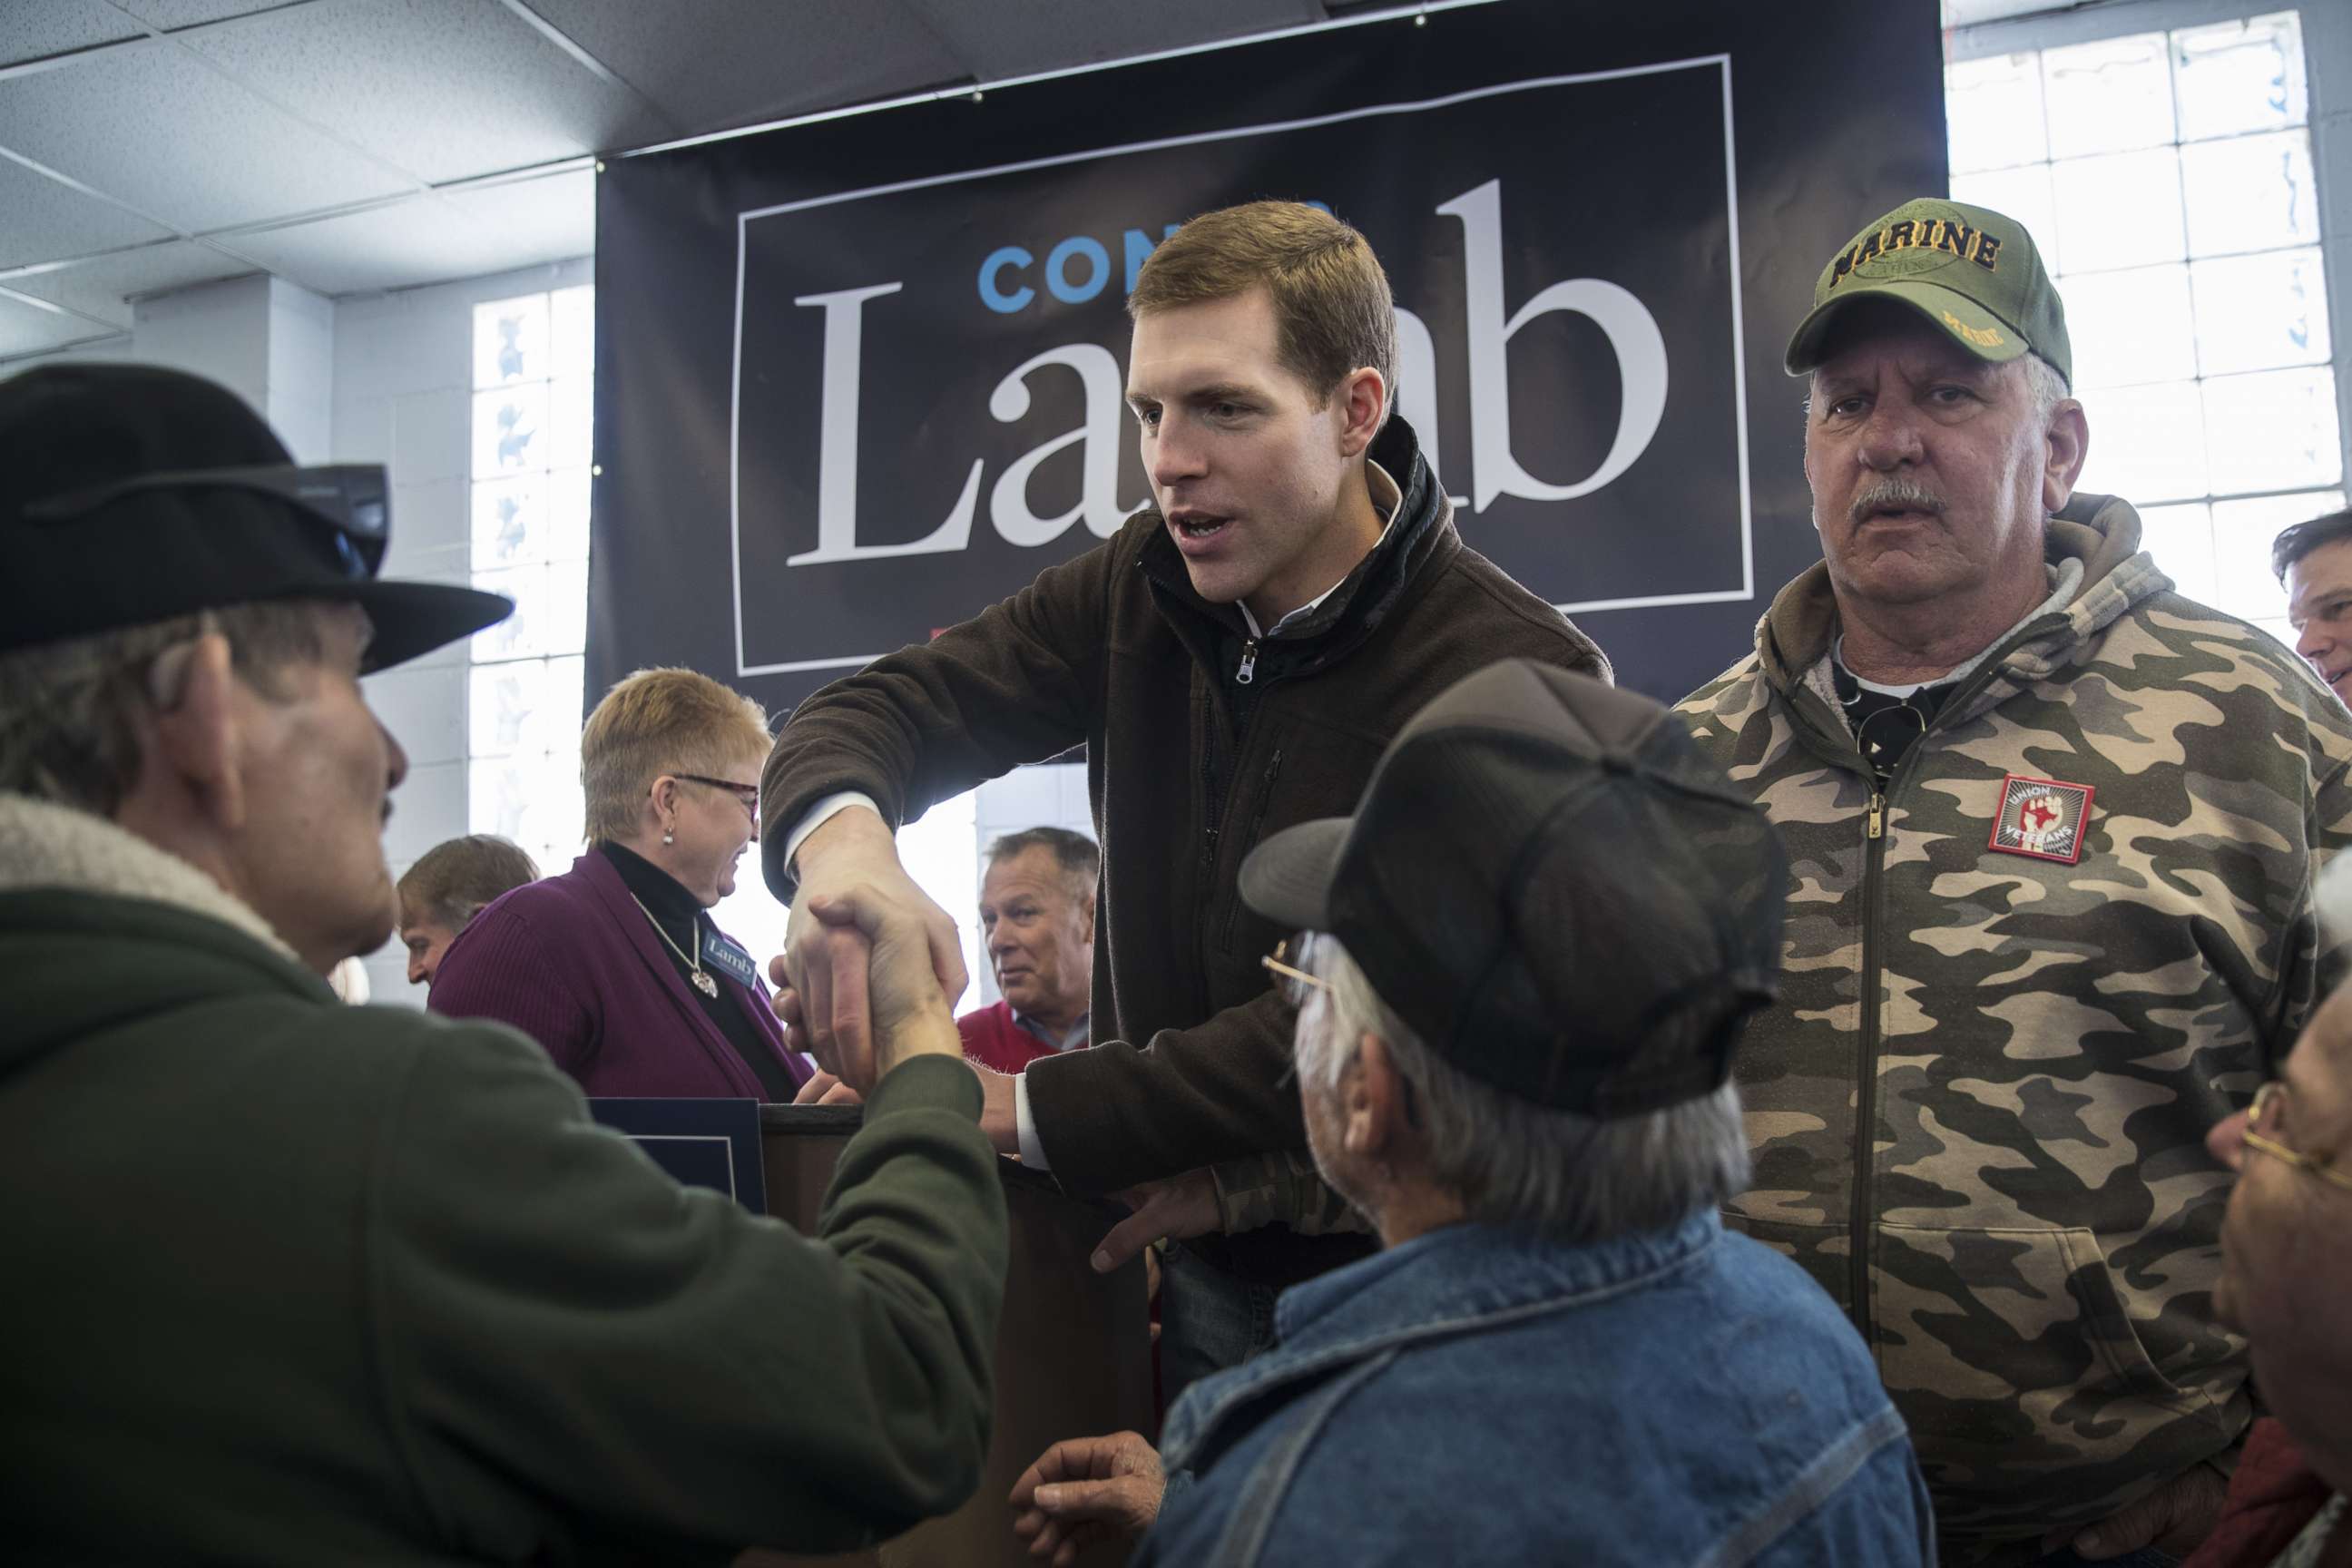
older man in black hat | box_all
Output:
[0,364,1007,1562]
[997,660,1934,1567]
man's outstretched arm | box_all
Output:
[377,885,1006,1555]
[763,532,1127,1082]
[1019,986,1306,1197]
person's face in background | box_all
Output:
[2207,982,2352,1491]
[2287,535,2352,709]
[657,757,761,907]
[978,846,1093,1034]
[400,904,463,988]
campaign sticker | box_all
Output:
[1989,773,2096,865]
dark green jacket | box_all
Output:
[0,794,1006,1563]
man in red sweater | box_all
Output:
[957,828,1096,1073]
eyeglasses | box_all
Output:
[1261,935,1328,1008]
[2241,1080,2352,1193]
[25,464,390,578]
[676,773,760,824]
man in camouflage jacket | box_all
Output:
[1678,197,2352,1564]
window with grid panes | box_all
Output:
[467,287,592,879]
[1945,11,2341,647]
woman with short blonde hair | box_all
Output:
[432,668,810,1099]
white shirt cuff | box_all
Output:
[784,790,884,873]
[1014,1073,1051,1170]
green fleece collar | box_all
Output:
[0,790,299,965]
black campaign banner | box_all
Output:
[592,0,1945,710]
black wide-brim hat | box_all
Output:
[0,363,510,671]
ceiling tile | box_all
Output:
[0,152,177,269]
[0,239,255,328]
[436,165,594,266]
[229,166,590,295]
[116,0,319,26]
[517,0,968,136]
[0,287,123,358]
[177,0,664,184]
[0,0,146,68]
[903,0,1303,82]
[1943,0,2081,25]
[0,35,414,233]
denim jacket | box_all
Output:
[1139,1210,1936,1567]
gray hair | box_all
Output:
[0,601,329,816]
[2021,350,2069,417]
[1297,937,1750,1245]
[984,826,1100,897]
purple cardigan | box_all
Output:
[427,850,812,1099]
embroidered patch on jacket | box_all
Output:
[1988,774,2096,864]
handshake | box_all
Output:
[766,807,975,1097]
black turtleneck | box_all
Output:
[596,840,798,1102]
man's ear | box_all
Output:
[1343,1032,1408,1161]
[1076,890,1096,946]
[2043,398,2090,513]
[1335,367,1387,459]
[147,632,246,834]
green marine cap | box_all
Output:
[1783,197,2071,387]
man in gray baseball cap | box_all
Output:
[1010,658,1933,1566]
[0,363,1010,1560]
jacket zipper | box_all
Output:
[1852,778,1888,1339]
[1205,637,1268,939]
[1835,628,2052,1348]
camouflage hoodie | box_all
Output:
[1675,494,2352,1558]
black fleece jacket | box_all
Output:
[762,416,1611,1283]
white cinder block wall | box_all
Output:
[334,258,593,1006]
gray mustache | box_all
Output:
[1850,479,1946,530]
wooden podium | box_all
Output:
[743,1104,1153,1568]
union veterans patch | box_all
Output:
[1989,773,2096,864]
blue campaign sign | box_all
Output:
[587,1098,767,1215]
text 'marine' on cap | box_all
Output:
[1783,197,2072,387]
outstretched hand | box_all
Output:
[789,1067,863,1106]
[1009,1431,1166,1567]
[1091,1168,1220,1274]
[774,880,961,1093]
[781,808,967,1084]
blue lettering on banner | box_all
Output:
[1045,235,1110,303]
[978,245,1034,313]
[979,223,1197,313]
